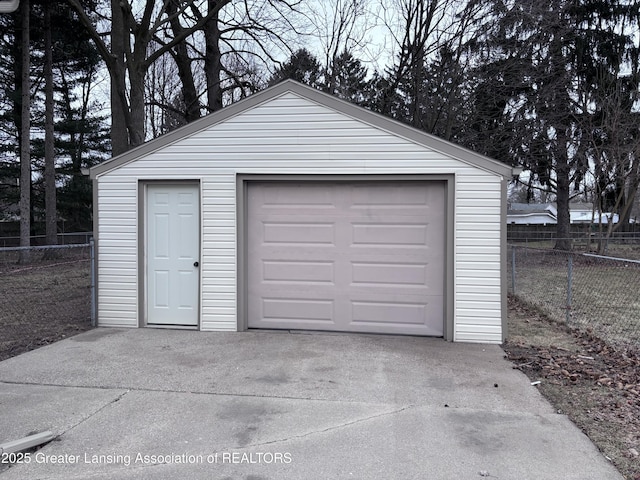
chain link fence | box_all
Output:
[0,232,93,248]
[508,242,640,349]
[0,243,95,359]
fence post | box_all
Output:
[566,252,573,324]
[511,245,517,294]
[90,237,96,327]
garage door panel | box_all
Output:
[349,260,443,294]
[349,222,443,253]
[262,297,335,323]
[253,284,338,301]
[247,182,445,336]
[350,299,441,325]
[348,252,442,286]
[351,262,427,286]
[349,299,443,336]
[351,223,428,246]
[352,301,427,325]
[262,221,336,244]
[262,183,336,207]
[350,184,431,206]
[262,260,335,284]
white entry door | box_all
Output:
[146,184,200,326]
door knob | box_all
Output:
[194,261,199,267]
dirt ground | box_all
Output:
[0,318,91,362]
[0,288,638,478]
[505,295,640,480]
[0,261,93,362]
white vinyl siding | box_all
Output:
[455,174,503,342]
[96,92,506,343]
[96,179,138,327]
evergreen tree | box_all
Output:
[466,0,640,249]
[0,9,20,221]
[268,49,323,88]
[325,50,369,105]
[0,0,109,235]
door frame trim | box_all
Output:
[138,180,202,329]
[236,174,455,340]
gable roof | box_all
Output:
[508,203,555,214]
[90,80,514,179]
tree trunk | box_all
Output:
[168,0,200,122]
[19,0,31,263]
[410,45,424,129]
[128,63,146,148]
[44,2,57,246]
[554,132,571,250]
[109,0,130,156]
[205,1,222,112]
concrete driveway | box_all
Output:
[0,328,622,480]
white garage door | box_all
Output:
[246,182,445,336]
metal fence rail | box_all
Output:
[507,226,640,243]
[0,232,93,248]
[0,243,92,270]
[508,244,640,349]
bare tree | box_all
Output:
[376,0,481,129]
[305,0,373,93]
[166,0,201,123]
[582,83,640,253]
[193,0,304,110]
[144,44,189,136]
[66,0,230,155]
[67,0,305,154]
[203,0,223,112]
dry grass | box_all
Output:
[506,296,640,480]
[0,260,93,361]
[510,247,640,348]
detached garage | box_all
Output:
[90,80,515,343]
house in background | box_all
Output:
[0,0,19,13]
[507,202,619,225]
[507,203,557,225]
